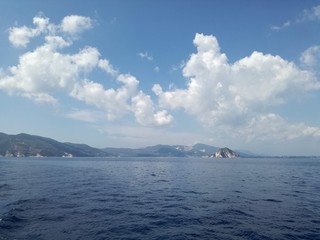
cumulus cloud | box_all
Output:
[9,26,37,48]
[98,59,118,76]
[1,14,171,127]
[8,14,93,48]
[153,33,320,141]
[132,91,173,126]
[9,15,50,47]
[60,15,93,36]
[0,44,102,100]
[70,74,139,120]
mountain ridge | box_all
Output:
[102,143,220,157]
[0,132,253,158]
[0,132,111,157]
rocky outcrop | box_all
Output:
[210,147,239,158]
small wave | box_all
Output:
[0,208,26,233]
[182,190,206,195]
[129,224,153,235]
[220,208,254,218]
[155,179,170,183]
[216,219,232,226]
[1,214,25,226]
[205,199,222,204]
[235,229,273,240]
[38,214,65,222]
[262,198,283,203]
[281,193,298,198]
[233,190,242,194]
[0,184,10,190]
[311,219,320,224]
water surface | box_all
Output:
[0,157,319,239]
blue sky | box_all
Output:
[1,0,320,155]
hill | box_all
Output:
[103,143,220,157]
[0,133,111,157]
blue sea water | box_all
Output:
[0,157,319,240]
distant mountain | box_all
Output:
[191,143,220,155]
[0,133,111,157]
[0,132,255,158]
[103,143,222,157]
[103,145,187,157]
[209,147,240,158]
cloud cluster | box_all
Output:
[153,33,320,141]
[8,15,93,48]
[1,14,320,147]
[0,14,172,126]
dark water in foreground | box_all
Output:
[0,157,319,240]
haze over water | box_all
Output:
[0,157,319,240]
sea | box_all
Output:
[0,157,319,240]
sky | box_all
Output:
[1,0,320,155]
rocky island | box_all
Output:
[209,147,239,158]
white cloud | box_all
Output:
[8,14,93,48]
[0,44,98,97]
[9,26,37,48]
[69,73,172,125]
[33,15,50,31]
[60,15,93,36]
[138,52,153,61]
[98,59,118,76]
[71,46,100,72]
[298,5,320,22]
[8,15,50,48]
[70,74,139,120]
[300,45,320,69]
[153,33,320,141]
[22,92,58,105]
[270,21,291,31]
[131,91,173,126]
[45,35,71,49]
